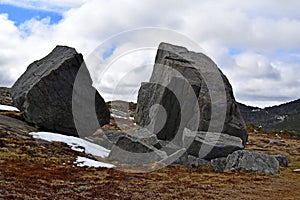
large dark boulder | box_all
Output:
[11,46,110,137]
[134,43,248,163]
[135,42,247,145]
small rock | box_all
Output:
[187,155,210,167]
[198,158,211,167]
[187,155,200,167]
[211,157,227,172]
[274,155,288,167]
[225,150,280,174]
[269,139,289,146]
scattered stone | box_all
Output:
[187,155,210,167]
[186,155,198,167]
[11,46,110,137]
[211,157,227,172]
[225,150,280,174]
[293,169,300,173]
[274,155,289,167]
[269,139,289,146]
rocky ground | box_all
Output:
[0,112,299,199]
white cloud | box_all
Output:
[0,0,299,108]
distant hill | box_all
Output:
[107,99,300,133]
[237,99,300,133]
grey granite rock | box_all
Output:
[135,42,247,145]
[108,135,167,165]
[225,150,280,174]
[89,127,160,150]
[187,131,244,160]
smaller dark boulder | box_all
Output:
[11,46,110,137]
[225,150,280,174]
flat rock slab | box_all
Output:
[108,135,167,165]
[187,131,244,160]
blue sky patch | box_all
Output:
[228,48,242,56]
[269,49,300,62]
[0,4,62,26]
[102,45,117,59]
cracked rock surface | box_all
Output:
[135,42,248,145]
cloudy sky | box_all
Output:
[0,0,299,108]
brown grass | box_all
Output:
[1,125,300,199]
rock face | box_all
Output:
[11,46,110,137]
[134,42,247,162]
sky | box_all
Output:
[0,0,299,108]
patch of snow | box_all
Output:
[30,132,110,158]
[276,115,288,121]
[293,169,300,172]
[251,109,261,112]
[111,108,135,121]
[111,113,128,120]
[74,156,115,168]
[0,104,19,112]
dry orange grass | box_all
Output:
[1,122,300,199]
